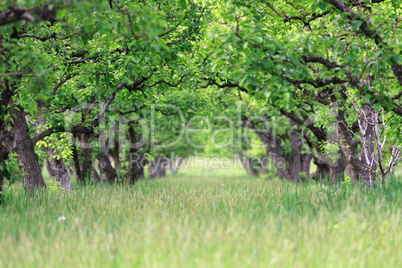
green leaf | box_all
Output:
[391,55,402,65]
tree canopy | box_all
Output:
[1,0,402,195]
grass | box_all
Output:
[0,162,401,267]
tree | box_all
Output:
[1,0,208,191]
[200,0,402,184]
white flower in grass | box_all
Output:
[57,216,66,222]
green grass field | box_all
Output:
[0,162,401,267]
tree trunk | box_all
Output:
[289,119,303,182]
[108,121,121,170]
[1,80,16,199]
[36,101,73,191]
[46,147,74,191]
[46,160,55,178]
[126,125,147,183]
[259,156,268,175]
[98,149,118,183]
[337,109,366,183]
[301,154,312,177]
[360,104,377,185]
[312,155,346,182]
[8,107,46,191]
[167,157,183,174]
[73,133,93,184]
[153,156,167,178]
[92,167,101,182]
[149,156,161,179]
[242,154,259,177]
[0,129,12,202]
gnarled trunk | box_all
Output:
[337,108,374,185]
[359,104,377,185]
[46,147,74,191]
[8,107,46,191]
[36,101,73,191]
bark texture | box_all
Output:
[73,133,93,184]
[126,125,147,183]
[45,147,73,191]
[36,101,73,191]
[8,107,46,190]
[97,149,118,183]
[108,122,121,170]
[336,108,375,185]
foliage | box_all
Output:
[47,177,63,196]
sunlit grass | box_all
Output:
[0,165,401,267]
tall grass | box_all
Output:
[0,166,401,267]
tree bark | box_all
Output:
[336,109,368,184]
[289,119,303,182]
[8,107,46,191]
[1,79,16,200]
[301,154,312,177]
[108,121,121,170]
[72,133,93,184]
[46,147,74,191]
[126,125,147,183]
[312,154,346,182]
[97,149,118,183]
[92,167,100,182]
[36,101,73,191]
[360,104,377,185]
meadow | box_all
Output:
[0,161,401,267]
